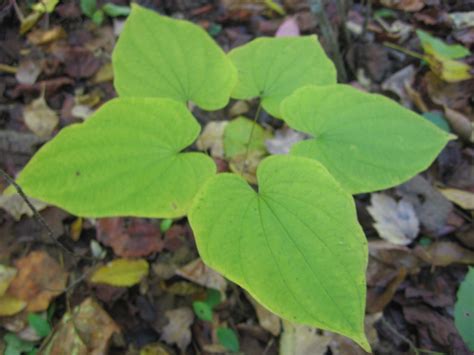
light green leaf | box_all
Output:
[455,267,474,351]
[228,36,337,118]
[27,313,51,338]
[31,0,59,13]
[192,301,213,321]
[90,258,149,287]
[417,30,471,59]
[281,85,451,194]
[189,155,370,350]
[113,4,237,111]
[16,98,216,218]
[80,0,96,17]
[223,116,270,159]
[102,3,130,17]
[217,327,239,353]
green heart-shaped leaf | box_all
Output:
[17,98,216,218]
[228,36,337,118]
[189,155,369,350]
[282,85,452,194]
[113,4,237,111]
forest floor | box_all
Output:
[0,0,473,354]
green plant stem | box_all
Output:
[309,0,348,82]
[241,102,262,175]
[383,41,425,61]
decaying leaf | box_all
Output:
[438,187,474,210]
[0,265,17,295]
[90,258,149,287]
[8,251,68,312]
[415,241,474,266]
[397,176,453,234]
[381,65,416,108]
[275,17,300,37]
[23,96,59,138]
[425,55,472,83]
[246,292,281,336]
[0,190,48,221]
[176,258,227,294]
[443,107,474,142]
[380,0,424,12]
[265,126,305,155]
[96,218,163,257]
[368,193,419,245]
[42,297,120,355]
[280,320,332,355]
[0,295,27,316]
[196,121,228,159]
[15,59,42,85]
[161,307,194,352]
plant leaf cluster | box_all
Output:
[15,4,451,350]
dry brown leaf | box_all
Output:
[0,191,48,221]
[265,126,305,155]
[380,0,424,12]
[27,26,66,45]
[367,193,419,245]
[443,107,473,142]
[23,96,59,138]
[196,121,228,158]
[176,258,227,294]
[381,65,416,108]
[15,59,42,85]
[438,187,474,210]
[0,265,17,296]
[246,292,281,336]
[96,218,163,258]
[397,176,453,234]
[42,297,120,355]
[8,251,68,312]
[280,320,332,355]
[414,241,474,266]
[160,307,194,352]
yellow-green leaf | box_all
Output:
[0,295,27,316]
[90,259,149,287]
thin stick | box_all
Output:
[310,0,348,82]
[383,41,425,61]
[0,168,74,255]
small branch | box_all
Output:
[383,41,425,60]
[0,168,74,255]
[310,0,348,82]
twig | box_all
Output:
[309,0,348,82]
[0,168,74,255]
[383,41,425,61]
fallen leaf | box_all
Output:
[443,107,473,142]
[91,62,114,84]
[20,11,43,35]
[280,320,332,355]
[265,126,305,154]
[380,0,424,12]
[70,217,82,241]
[0,295,26,316]
[0,191,48,221]
[381,65,416,108]
[90,258,149,287]
[414,241,474,266]
[449,12,474,30]
[176,258,227,294]
[438,187,474,210]
[397,176,453,235]
[417,29,471,59]
[160,307,194,352]
[27,26,66,45]
[31,0,59,13]
[140,342,172,355]
[0,265,17,295]
[8,251,68,312]
[367,193,420,245]
[196,121,228,158]
[228,101,249,117]
[64,47,101,79]
[15,59,42,85]
[246,292,281,336]
[96,218,163,257]
[425,54,472,83]
[42,297,120,355]
[275,17,300,37]
[23,96,59,138]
